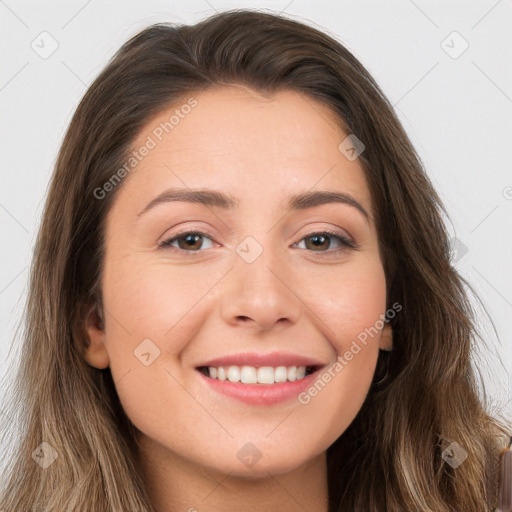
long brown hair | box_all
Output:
[1,8,510,511]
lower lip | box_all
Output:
[196,369,322,405]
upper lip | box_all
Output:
[196,351,327,369]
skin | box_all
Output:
[84,85,393,512]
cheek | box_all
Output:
[308,255,387,351]
[304,257,386,405]
[297,267,386,442]
[99,257,206,437]
[103,253,205,337]
[100,253,228,390]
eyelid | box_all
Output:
[158,225,358,254]
[295,227,357,250]
[158,227,216,249]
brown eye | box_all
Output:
[158,228,357,256]
[304,233,330,251]
[295,230,356,253]
[159,231,214,252]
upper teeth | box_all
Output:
[207,365,307,384]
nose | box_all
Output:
[219,248,302,332]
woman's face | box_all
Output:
[85,85,390,477]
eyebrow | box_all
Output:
[136,188,371,224]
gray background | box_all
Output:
[1,0,511,430]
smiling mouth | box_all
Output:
[196,365,322,384]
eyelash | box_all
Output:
[158,228,357,256]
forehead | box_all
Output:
[133,85,347,155]
[116,85,373,219]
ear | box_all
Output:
[379,322,393,351]
[82,302,110,370]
